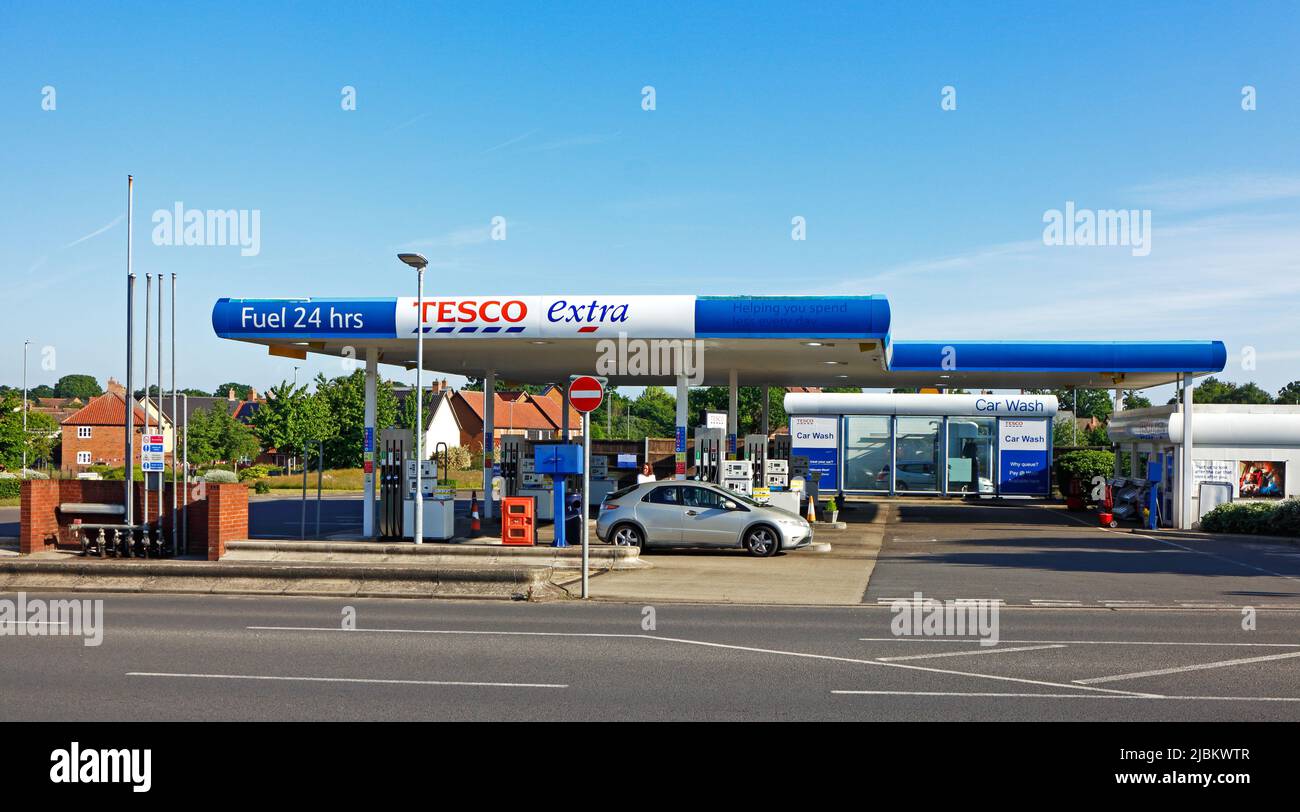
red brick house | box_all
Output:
[59,391,156,471]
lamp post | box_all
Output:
[21,340,30,475]
[398,252,429,544]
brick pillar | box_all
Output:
[205,482,249,561]
[19,480,60,554]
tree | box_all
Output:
[186,405,259,467]
[1277,381,1300,405]
[0,394,59,470]
[1168,377,1274,405]
[1123,390,1152,409]
[249,381,333,463]
[314,371,398,468]
[54,374,102,400]
[1048,388,1114,420]
[213,382,254,399]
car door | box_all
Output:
[680,486,749,547]
[634,485,684,544]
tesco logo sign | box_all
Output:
[415,299,528,324]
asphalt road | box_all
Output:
[865,501,1300,608]
[2,593,1297,721]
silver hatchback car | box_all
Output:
[596,481,813,556]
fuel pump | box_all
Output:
[692,426,725,484]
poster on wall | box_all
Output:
[1238,461,1286,499]
[997,418,1049,494]
[790,415,839,491]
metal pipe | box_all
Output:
[22,340,29,475]
[171,273,178,555]
[157,265,163,545]
[182,393,188,555]
[124,176,135,527]
[143,273,151,533]
[300,440,308,540]
[316,443,323,538]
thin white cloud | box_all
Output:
[1127,173,1300,211]
[481,129,538,154]
[62,214,123,249]
[396,226,494,250]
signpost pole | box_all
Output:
[582,410,590,599]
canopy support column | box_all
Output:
[761,384,770,436]
[675,373,688,480]
[1180,373,1195,530]
[363,347,378,538]
[727,369,738,459]
[484,370,495,520]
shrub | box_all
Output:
[204,469,238,483]
[1199,501,1284,535]
[254,480,271,494]
[1054,450,1115,500]
[237,465,271,482]
[0,478,21,499]
[1265,499,1300,537]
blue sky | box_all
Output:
[3,1,1299,400]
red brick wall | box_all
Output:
[204,483,248,561]
[20,480,59,554]
[18,479,248,560]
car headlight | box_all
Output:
[777,518,806,528]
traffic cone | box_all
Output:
[469,492,481,537]
[806,493,817,524]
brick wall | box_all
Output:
[204,483,248,561]
[18,479,249,560]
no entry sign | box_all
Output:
[568,375,604,413]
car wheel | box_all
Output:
[744,525,780,557]
[895,482,909,492]
[612,524,645,549]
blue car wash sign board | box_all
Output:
[790,416,839,490]
[998,418,1050,494]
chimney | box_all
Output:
[228,388,237,401]
[248,387,259,401]
[106,377,125,397]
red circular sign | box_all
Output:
[568,375,604,413]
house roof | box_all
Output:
[529,392,582,429]
[455,390,560,431]
[61,393,149,426]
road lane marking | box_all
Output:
[1074,650,1300,685]
[248,625,1158,697]
[858,637,1300,647]
[877,644,1065,662]
[127,671,567,688]
[832,690,1300,702]
[1045,506,1300,582]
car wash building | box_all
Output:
[784,392,1059,496]
[211,293,1226,530]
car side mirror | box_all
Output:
[723,500,738,511]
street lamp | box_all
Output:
[22,340,30,476]
[397,252,429,544]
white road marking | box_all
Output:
[127,671,567,688]
[248,625,1158,697]
[1045,506,1300,582]
[1030,600,1082,606]
[1075,650,1300,685]
[858,637,1300,647]
[832,690,1300,702]
[878,644,1065,662]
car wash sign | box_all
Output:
[790,416,838,490]
[997,418,1050,495]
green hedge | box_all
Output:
[0,479,21,499]
[1200,499,1300,537]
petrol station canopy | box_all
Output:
[211,294,1226,389]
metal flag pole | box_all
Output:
[124,176,135,529]
[171,272,178,555]
[143,272,151,537]
[157,264,163,550]
[182,393,189,555]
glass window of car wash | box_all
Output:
[784,393,1057,497]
